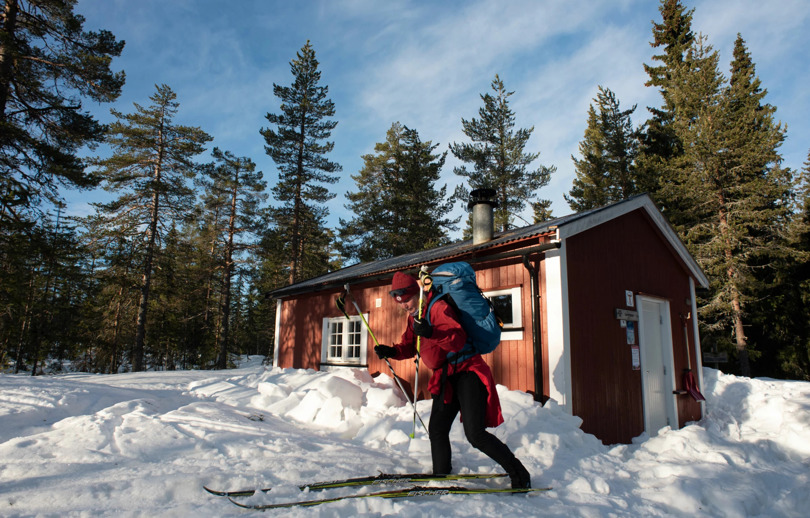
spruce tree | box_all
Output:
[566,86,639,212]
[260,41,341,285]
[746,148,810,381]
[664,35,791,377]
[450,75,555,232]
[338,123,456,263]
[93,84,211,372]
[778,152,810,378]
[636,0,695,200]
[0,0,124,221]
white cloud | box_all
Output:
[71,0,810,231]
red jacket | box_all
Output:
[391,291,504,428]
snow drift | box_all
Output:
[1,359,808,517]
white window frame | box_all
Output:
[484,287,524,341]
[321,314,369,366]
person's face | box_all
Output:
[397,293,420,316]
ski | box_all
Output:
[204,486,269,498]
[227,484,552,510]
[204,472,508,497]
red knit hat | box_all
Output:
[389,272,419,302]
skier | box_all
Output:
[375,271,532,489]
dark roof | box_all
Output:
[267,194,708,299]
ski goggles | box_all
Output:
[389,287,418,302]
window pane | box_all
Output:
[349,320,361,346]
[328,320,343,359]
[491,294,514,325]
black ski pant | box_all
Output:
[429,370,520,475]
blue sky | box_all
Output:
[70,0,810,239]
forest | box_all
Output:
[1,0,808,380]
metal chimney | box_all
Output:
[468,188,498,245]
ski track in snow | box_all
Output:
[1,358,808,517]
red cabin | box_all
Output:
[268,194,709,445]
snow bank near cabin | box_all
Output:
[189,366,605,458]
[1,360,809,517]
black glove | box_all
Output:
[412,317,433,338]
[374,344,397,359]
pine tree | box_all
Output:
[78,213,139,373]
[198,148,266,369]
[566,86,639,212]
[7,206,87,374]
[531,199,554,223]
[260,41,341,285]
[0,0,124,222]
[450,75,555,232]
[338,122,457,263]
[93,84,211,372]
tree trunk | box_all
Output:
[133,167,162,371]
[0,0,19,119]
[110,289,123,374]
[14,274,34,373]
[216,183,239,369]
[718,191,751,377]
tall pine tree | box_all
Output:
[260,41,341,285]
[0,0,124,222]
[450,75,555,232]
[338,122,457,263]
[93,84,211,372]
[566,86,639,211]
[198,148,266,369]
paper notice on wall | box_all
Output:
[631,345,640,370]
[626,321,636,345]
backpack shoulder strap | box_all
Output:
[424,291,447,326]
[426,292,477,364]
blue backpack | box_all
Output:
[424,262,502,363]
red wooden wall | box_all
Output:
[275,258,544,401]
[565,209,702,444]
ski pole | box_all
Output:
[384,357,428,434]
[411,266,431,438]
[338,284,381,347]
[336,285,428,435]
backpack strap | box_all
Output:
[424,290,444,326]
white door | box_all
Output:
[637,296,678,436]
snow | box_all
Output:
[1,358,808,517]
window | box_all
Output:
[322,315,368,366]
[484,287,523,341]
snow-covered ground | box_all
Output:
[1,357,808,517]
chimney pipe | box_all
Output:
[468,188,498,245]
